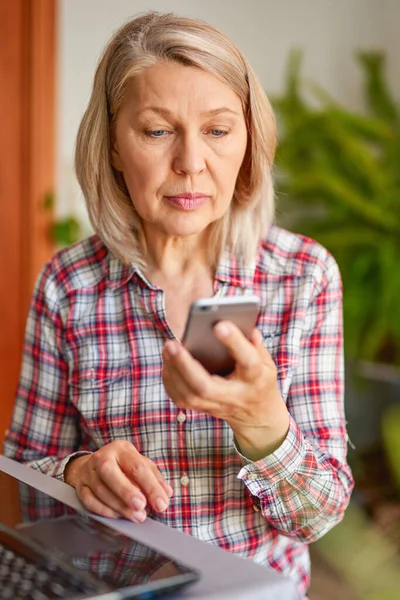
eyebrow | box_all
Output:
[137,106,241,118]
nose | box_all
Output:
[172,132,206,176]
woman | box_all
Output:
[3,12,354,598]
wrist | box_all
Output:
[64,454,90,487]
[234,411,290,461]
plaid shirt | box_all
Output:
[3,225,354,598]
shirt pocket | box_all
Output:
[67,349,133,445]
[68,359,131,390]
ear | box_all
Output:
[235,140,251,203]
[111,147,123,173]
[111,139,124,172]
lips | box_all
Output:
[164,193,209,211]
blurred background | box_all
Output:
[1,1,400,598]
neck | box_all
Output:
[140,230,213,282]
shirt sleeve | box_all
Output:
[236,253,354,542]
[2,263,90,481]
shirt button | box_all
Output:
[247,473,258,482]
[180,475,190,487]
[253,504,260,512]
[176,412,186,424]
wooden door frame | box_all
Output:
[0,0,56,444]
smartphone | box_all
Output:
[182,295,260,376]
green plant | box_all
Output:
[43,192,83,248]
[272,51,400,366]
[51,216,82,247]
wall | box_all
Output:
[0,1,56,443]
[56,0,400,217]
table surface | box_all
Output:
[0,455,298,600]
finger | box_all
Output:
[80,476,146,522]
[159,478,174,498]
[163,344,222,411]
[213,321,263,372]
[164,366,219,414]
[163,341,197,373]
[250,328,272,362]
[162,355,195,405]
[250,328,279,370]
[119,453,172,514]
[164,360,215,408]
[163,341,215,394]
[93,453,147,511]
[78,485,146,523]
[163,342,202,393]
[250,326,263,347]
[78,485,119,518]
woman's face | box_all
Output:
[111,61,248,244]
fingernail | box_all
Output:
[215,322,230,337]
[159,479,174,497]
[132,497,145,511]
[131,511,146,523]
[165,343,179,357]
[155,498,168,512]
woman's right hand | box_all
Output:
[64,440,173,523]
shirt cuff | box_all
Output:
[55,451,93,482]
[236,416,307,491]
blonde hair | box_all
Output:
[75,11,277,267]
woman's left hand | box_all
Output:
[162,321,290,461]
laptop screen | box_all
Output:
[0,468,199,598]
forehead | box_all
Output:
[123,61,244,116]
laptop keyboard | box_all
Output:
[0,537,99,600]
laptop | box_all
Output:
[0,468,199,599]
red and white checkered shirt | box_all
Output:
[4,225,354,598]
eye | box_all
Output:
[146,130,169,138]
[209,129,229,137]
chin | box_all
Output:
[162,215,212,238]
[165,226,207,238]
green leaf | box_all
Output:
[284,171,399,231]
[51,217,82,247]
[43,192,55,211]
[358,52,399,125]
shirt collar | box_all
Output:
[104,252,161,291]
[103,252,136,289]
[215,249,256,291]
[104,248,257,291]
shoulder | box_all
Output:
[257,225,340,286]
[35,235,109,300]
